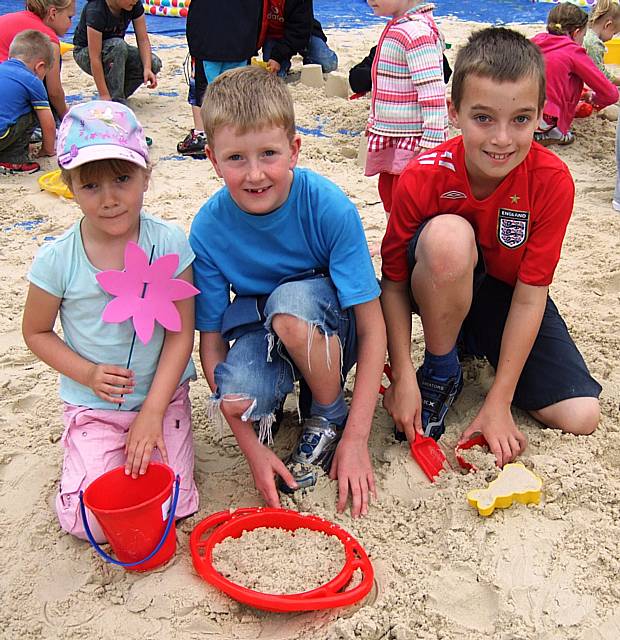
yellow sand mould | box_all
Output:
[38,169,73,199]
[251,57,270,70]
[604,38,620,65]
[467,462,542,517]
[59,41,74,57]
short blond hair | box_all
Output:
[201,66,296,147]
[9,30,54,68]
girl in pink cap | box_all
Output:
[22,100,199,542]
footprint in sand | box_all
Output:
[428,566,499,633]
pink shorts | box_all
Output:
[56,382,199,542]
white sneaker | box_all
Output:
[612,200,620,212]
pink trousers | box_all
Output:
[55,382,199,542]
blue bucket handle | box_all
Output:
[79,473,180,568]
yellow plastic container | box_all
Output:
[467,462,542,517]
[38,169,73,199]
[604,38,620,65]
[59,41,74,57]
[251,57,270,70]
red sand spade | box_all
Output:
[190,507,374,612]
[379,364,450,482]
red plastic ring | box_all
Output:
[190,507,374,612]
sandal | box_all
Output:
[533,129,575,147]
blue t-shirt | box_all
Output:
[190,167,380,332]
[28,213,196,410]
[0,58,49,136]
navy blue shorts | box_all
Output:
[406,221,602,411]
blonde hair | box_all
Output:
[589,0,620,25]
[61,158,151,189]
[9,30,54,68]
[546,2,588,35]
[26,0,73,19]
[201,66,296,147]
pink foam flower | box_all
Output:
[96,241,199,344]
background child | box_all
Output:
[532,2,618,146]
[72,0,161,104]
[176,0,264,157]
[583,0,620,86]
[348,44,452,95]
[261,2,338,77]
[380,27,601,466]
[190,66,385,518]
[22,101,199,541]
[365,0,448,219]
[0,0,75,122]
[0,30,56,174]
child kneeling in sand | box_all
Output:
[22,101,199,541]
[0,30,56,174]
[190,66,386,518]
[380,27,601,467]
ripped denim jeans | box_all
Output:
[210,276,356,442]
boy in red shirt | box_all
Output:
[380,27,601,467]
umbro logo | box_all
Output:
[440,191,467,199]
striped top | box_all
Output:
[368,3,448,150]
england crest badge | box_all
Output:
[497,208,529,249]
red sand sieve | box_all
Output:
[190,507,374,612]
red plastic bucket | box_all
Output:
[82,462,177,572]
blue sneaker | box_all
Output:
[279,416,343,493]
[416,366,463,440]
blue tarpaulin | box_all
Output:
[0,0,550,39]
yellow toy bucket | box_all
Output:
[38,169,73,199]
[604,38,620,65]
[59,41,74,56]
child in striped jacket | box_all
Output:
[365,0,448,218]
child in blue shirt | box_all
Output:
[190,66,386,518]
[0,30,56,174]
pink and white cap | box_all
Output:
[57,100,149,170]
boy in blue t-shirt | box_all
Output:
[0,30,56,174]
[190,66,386,518]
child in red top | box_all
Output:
[381,27,601,467]
[532,2,618,146]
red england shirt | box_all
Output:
[381,136,574,287]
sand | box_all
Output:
[212,528,346,594]
[0,18,619,640]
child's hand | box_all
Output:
[266,59,280,74]
[459,401,527,468]
[382,373,424,441]
[329,434,377,518]
[87,363,134,403]
[245,440,297,508]
[144,69,158,89]
[125,410,169,478]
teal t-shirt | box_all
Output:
[28,212,196,410]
